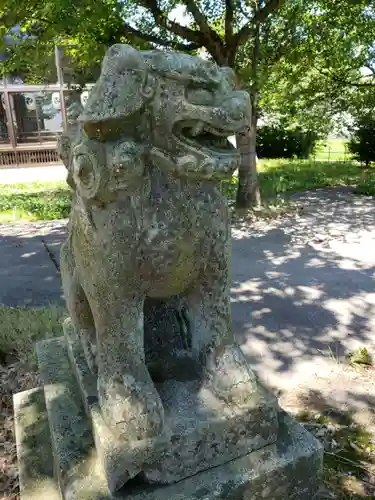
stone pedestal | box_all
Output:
[14,335,323,500]
[63,319,279,490]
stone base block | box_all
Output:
[14,383,323,500]
[13,388,60,500]
[62,322,279,491]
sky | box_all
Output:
[169,5,190,26]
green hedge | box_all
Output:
[257,125,319,159]
[348,115,375,167]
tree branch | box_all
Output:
[121,22,201,51]
[225,0,234,46]
[314,65,375,88]
[182,0,210,32]
[181,0,227,64]
[139,0,204,45]
[234,0,285,47]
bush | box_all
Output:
[354,170,375,196]
[348,346,373,366]
[256,125,319,159]
[0,182,71,222]
[348,115,375,167]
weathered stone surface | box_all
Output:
[36,338,102,498]
[13,388,60,500]
[57,42,269,490]
[14,371,323,499]
[63,322,278,488]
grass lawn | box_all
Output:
[0,160,374,223]
[0,305,66,366]
[258,159,364,197]
[225,159,374,202]
[314,138,348,161]
[0,180,71,223]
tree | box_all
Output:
[256,124,320,159]
[254,1,375,150]
[0,0,291,208]
[258,58,343,158]
[348,115,375,167]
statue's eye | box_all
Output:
[186,86,214,106]
[74,154,93,184]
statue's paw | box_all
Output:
[98,373,164,440]
[204,344,258,406]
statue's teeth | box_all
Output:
[191,122,204,136]
[176,155,197,171]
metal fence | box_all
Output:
[0,148,60,167]
[0,47,94,168]
[310,143,353,164]
[259,145,357,166]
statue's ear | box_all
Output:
[79,44,156,139]
[57,134,76,188]
[71,142,107,200]
[57,134,70,166]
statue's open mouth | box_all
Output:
[174,120,236,154]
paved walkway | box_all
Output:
[0,165,66,184]
[1,187,375,393]
[0,221,66,306]
[232,188,375,391]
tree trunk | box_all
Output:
[235,15,261,210]
[235,105,261,208]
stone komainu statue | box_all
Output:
[58,44,253,445]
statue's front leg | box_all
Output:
[185,236,257,404]
[85,282,164,440]
[61,239,97,375]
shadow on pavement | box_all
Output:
[231,189,375,390]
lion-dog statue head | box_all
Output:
[58,43,249,199]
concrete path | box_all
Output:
[232,187,375,391]
[0,221,66,306]
[1,187,375,393]
[0,165,66,184]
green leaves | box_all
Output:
[241,0,375,139]
[348,114,375,166]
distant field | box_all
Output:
[314,138,348,161]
